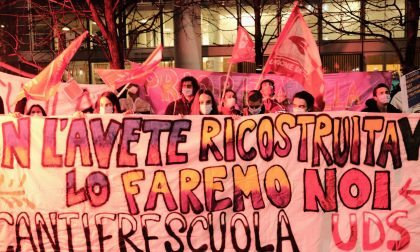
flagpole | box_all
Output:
[255,44,277,89]
[255,43,277,90]
[221,62,233,100]
[255,64,268,89]
[117,83,130,97]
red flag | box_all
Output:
[264,3,324,109]
[97,45,162,91]
[14,31,89,103]
[229,26,255,63]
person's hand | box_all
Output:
[9,112,23,118]
[123,109,134,115]
[73,111,85,118]
[232,114,241,120]
[178,113,184,119]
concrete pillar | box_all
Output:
[174,0,202,70]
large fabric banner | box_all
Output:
[0,112,419,251]
[143,68,390,114]
[0,69,390,115]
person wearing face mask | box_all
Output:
[362,83,401,113]
[242,90,265,116]
[26,104,47,116]
[292,91,314,113]
[258,79,286,113]
[219,89,242,115]
[73,91,126,118]
[11,97,47,117]
[190,89,218,115]
[94,91,122,114]
[119,84,153,114]
[165,76,199,115]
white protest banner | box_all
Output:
[0,112,419,251]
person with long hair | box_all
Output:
[190,88,218,115]
[219,89,242,115]
[165,76,199,115]
[12,97,47,117]
[73,91,128,117]
[26,104,47,116]
[94,91,122,114]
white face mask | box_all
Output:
[225,98,236,108]
[182,88,193,97]
[100,106,114,114]
[200,104,213,115]
[248,106,262,115]
[293,107,306,113]
[31,111,43,117]
[128,86,138,94]
[377,94,391,104]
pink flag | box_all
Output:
[229,26,255,63]
[143,45,163,66]
[264,3,324,109]
[63,79,84,101]
[97,45,163,91]
[15,31,89,103]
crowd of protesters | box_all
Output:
[0,73,416,117]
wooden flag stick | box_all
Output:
[221,62,233,100]
[117,83,130,97]
[255,61,270,90]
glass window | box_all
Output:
[32,15,52,50]
[322,1,361,40]
[202,4,282,45]
[15,16,30,51]
[365,0,405,38]
[203,57,233,72]
[201,7,237,45]
[91,62,109,84]
[89,20,106,49]
[54,14,87,51]
[126,7,173,48]
[162,10,175,47]
[301,5,319,41]
[366,64,383,71]
[238,5,277,43]
[160,60,175,68]
[386,64,401,72]
[68,61,89,84]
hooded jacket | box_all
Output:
[361,98,401,113]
